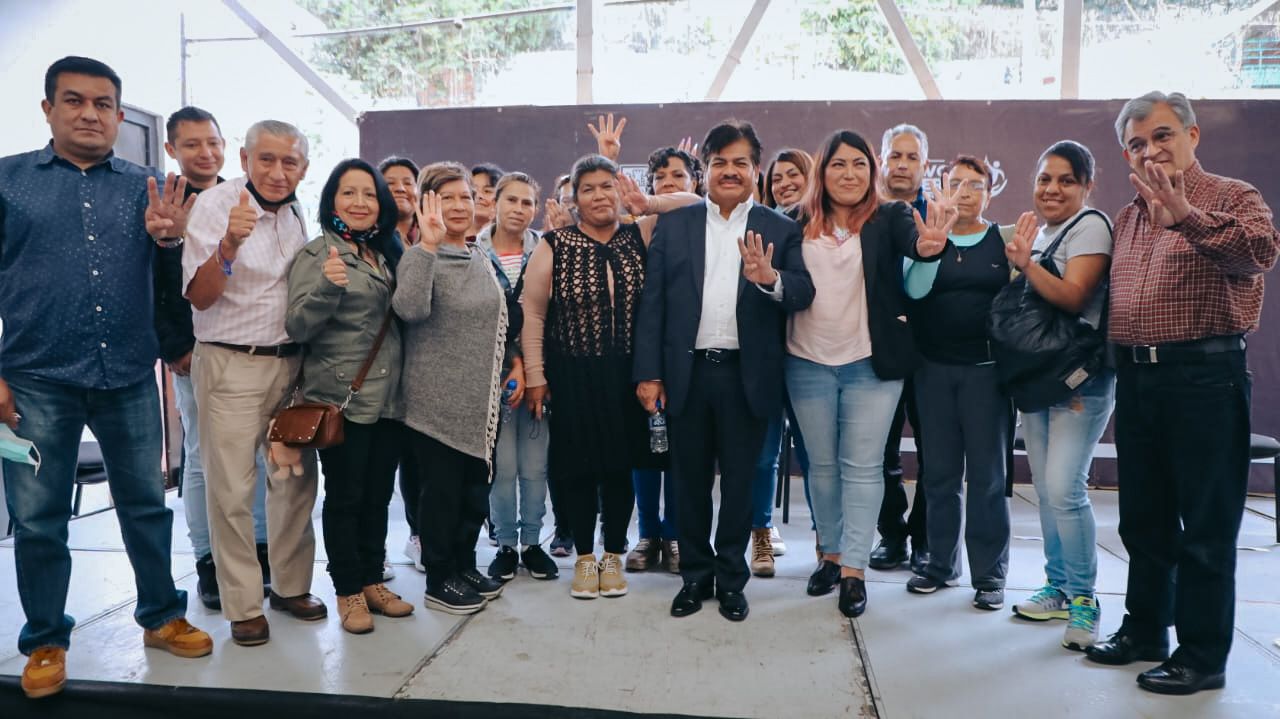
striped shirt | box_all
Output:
[1109,162,1280,345]
[182,176,308,346]
[497,252,523,287]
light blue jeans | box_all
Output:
[173,374,268,559]
[786,356,904,570]
[1021,370,1115,598]
[490,406,550,548]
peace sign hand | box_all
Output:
[588,112,627,162]
[737,230,778,286]
[1005,211,1038,272]
[145,173,196,240]
[414,190,447,252]
[1130,161,1191,228]
[617,173,650,217]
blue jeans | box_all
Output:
[753,406,813,530]
[173,374,268,558]
[786,356,903,569]
[633,469,676,540]
[489,407,550,548]
[2,374,187,654]
[1021,370,1115,598]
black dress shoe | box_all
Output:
[1137,659,1225,695]
[807,560,842,596]
[717,590,749,622]
[1085,631,1170,666]
[909,547,930,576]
[670,581,714,618]
[838,576,867,618]
[868,540,908,570]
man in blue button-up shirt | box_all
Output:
[0,56,212,699]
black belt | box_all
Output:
[1118,335,1245,365]
[695,348,740,363]
[206,341,302,358]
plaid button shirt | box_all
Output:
[1109,161,1280,346]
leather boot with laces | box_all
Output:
[363,583,414,617]
[750,528,775,578]
[661,539,680,573]
[338,593,374,634]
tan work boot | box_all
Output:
[337,593,374,634]
[21,647,66,699]
[363,583,414,617]
[143,617,214,658]
[571,554,600,599]
[625,537,659,571]
[662,539,681,574]
[751,527,776,578]
[599,552,629,597]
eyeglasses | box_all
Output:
[947,180,988,193]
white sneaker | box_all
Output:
[382,560,396,581]
[404,535,425,573]
[770,526,787,556]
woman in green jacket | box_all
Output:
[285,158,411,634]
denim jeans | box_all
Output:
[786,356,904,570]
[1021,370,1115,598]
[172,374,268,558]
[754,405,813,530]
[633,469,676,540]
[490,407,550,548]
[2,374,187,654]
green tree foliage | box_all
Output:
[801,0,991,74]
[299,0,567,106]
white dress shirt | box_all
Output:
[182,176,309,346]
[694,197,782,350]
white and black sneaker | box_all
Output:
[521,545,560,580]
[459,568,504,600]
[905,574,957,594]
[973,587,1005,611]
[425,577,487,615]
[488,547,519,582]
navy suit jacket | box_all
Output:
[633,202,815,419]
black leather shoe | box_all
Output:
[868,540,908,570]
[1085,631,1170,666]
[670,581,714,618]
[1137,659,1225,695]
[717,590,749,622]
[909,547,930,576]
[838,576,867,618]
[807,560,842,596]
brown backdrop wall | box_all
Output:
[360,99,1280,492]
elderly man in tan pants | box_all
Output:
[183,120,326,646]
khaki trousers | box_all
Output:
[192,342,319,621]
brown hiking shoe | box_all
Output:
[662,539,681,573]
[599,552,629,597]
[143,618,213,658]
[337,594,374,634]
[21,647,66,699]
[751,528,775,578]
[363,583,414,617]
[625,537,660,571]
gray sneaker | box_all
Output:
[1012,584,1070,621]
[973,587,1004,610]
[1062,595,1101,651]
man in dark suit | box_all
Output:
[634,120,815,621]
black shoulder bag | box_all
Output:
[987,209,1112,412]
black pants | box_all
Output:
[398,443,423,536]
[669,356,767,594]
[405,426,490,591]
[567,467,634,556]
[547,471,572,535]
[880,378,928,548]
[1114,350,1250,674]
[317,418,402,596]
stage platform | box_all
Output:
[0,479,1277,718]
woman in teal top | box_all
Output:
[285,159,412,634]
[902,156,1014,612]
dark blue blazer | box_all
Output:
[633,202,815,419]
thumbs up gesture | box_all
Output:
[322,245,349,287]
[224,189,258,248]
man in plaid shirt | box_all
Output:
[1085,91,1280,695]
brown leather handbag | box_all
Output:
[269,314,393,449]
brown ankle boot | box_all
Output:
[337,594,374,634]
[363,583,414,617]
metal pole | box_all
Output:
[180,12,188,106]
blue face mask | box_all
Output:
[0,424,40,474]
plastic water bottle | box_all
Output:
[500,379,518,423]
[649,400,669,454]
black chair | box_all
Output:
[774,421,794,524]
[72,441,108,517]
[1247,434,1280,543]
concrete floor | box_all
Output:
[0,479,1277,718]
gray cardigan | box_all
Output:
[285,230,403,424]
[392,243,507,461]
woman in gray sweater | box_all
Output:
[285,158,412,635]
[392,161,508,615]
